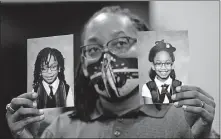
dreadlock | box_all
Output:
[73,6,149,122]
[32,47,67,91]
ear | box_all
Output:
[81,55,89,77]
[151,62,155,71]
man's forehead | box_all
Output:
[84,13,136,42]
[88,13,133,30]
[93,13,130,25]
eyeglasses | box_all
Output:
[41,64,58,73]
[154,62,173,68]
[80,36,137,59]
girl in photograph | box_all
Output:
[142,40,182,106]
[33,47,74,108]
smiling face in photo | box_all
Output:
[152,51,173,81]
[41,54,59,84]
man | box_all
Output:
[6,6,216,138]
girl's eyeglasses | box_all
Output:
[41,65,58,73]
[154,62,173,68]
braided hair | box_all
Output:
[33,47,67,91]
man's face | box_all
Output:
[152,51,173,80]
[82,13,139,100]
[41,55,59,84]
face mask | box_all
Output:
[87,51,139,101]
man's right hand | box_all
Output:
[6,92,45,137]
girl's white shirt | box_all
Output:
[31,77,74,107]
[142,77,183,104]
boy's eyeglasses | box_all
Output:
[41,65,58,73]
[80,36,137,59]
[154,62,173,68]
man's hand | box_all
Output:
[172,85,216,138]
[6,92,45,138]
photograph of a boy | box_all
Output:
[33,47,74,109]
[142,40,183,105]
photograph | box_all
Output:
[26,35,75,137]
[138,31,190,105]
[27,34,74,109]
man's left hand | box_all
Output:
[172,85,216,138]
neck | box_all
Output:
[156,76,169,82]
[99,91,142,116]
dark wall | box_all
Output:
[1,2,149,138]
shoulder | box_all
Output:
[59,80,69,86]
[167,106,193,137]
[164,105,191,129]
[142,83,152,98]
[142,104,190,126]
[163,105,187,121]
[41,109,82,138]
[166,105,185,117]
[54,108,82,129]
[142,83,149,91]
[142,80,156,91]
[59,81,70,92]
[158,105,193,138]
[57,110,74,122]
[140,104,193,138]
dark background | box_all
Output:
[0,1,149,138]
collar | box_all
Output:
[42,77,60,95]
[90,100,172,120]
[154,76,172,87]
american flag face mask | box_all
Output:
[87,52,139,100]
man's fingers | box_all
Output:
[172,91,215,108]
[176,85,214,100]
[17,92,38,100]
[19,115,44,127]
[11,107,44,122]
[174,99,215,114]
[10,98,36,110]
[172,90,196,100]
[182,105,213,124]
[174,99,202,107]
[12,115,44,134]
